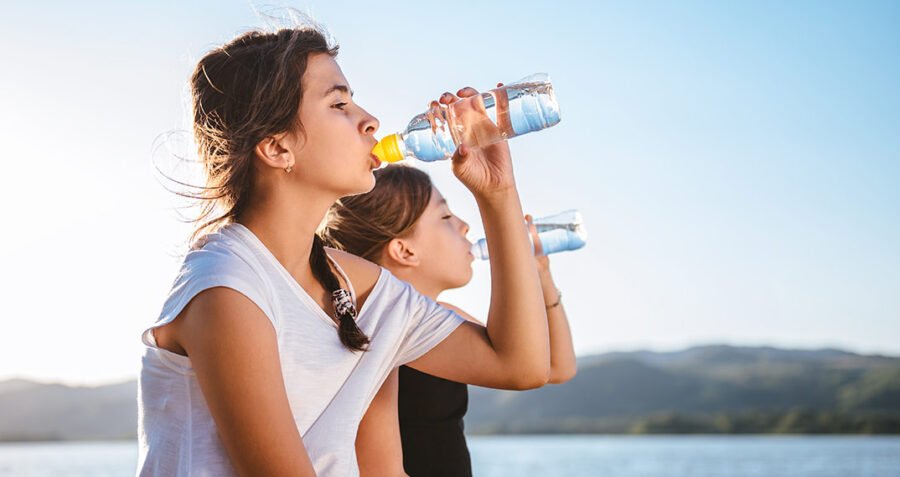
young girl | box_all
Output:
[137,23,551,477]
[321,165,577,477]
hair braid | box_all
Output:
[309,235,370,352]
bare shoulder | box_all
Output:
[177,287,276,350]
[437,301,485,326]
[325,247,382,304]
[155,286,273,356]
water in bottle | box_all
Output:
[471,210,587,260]
[372,73,561,163]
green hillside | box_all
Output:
[1,345,898,441]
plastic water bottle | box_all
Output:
[471,210,587,260]
[371,73,561,163]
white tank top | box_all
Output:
[136,223,464,476]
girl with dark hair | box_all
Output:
[322,165,577,477]
[137,22,551,477]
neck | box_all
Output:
[238,184,338,280]
[389,267,444,301]
[420,284,443,302]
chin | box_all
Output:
[454,268,474,289]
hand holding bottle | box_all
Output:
[371,73,560,163]
[438,86,517,198]
[471,209,588,261]
[526,214,551,273]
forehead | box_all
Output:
[302,53,350,97]
[428,187,447,208]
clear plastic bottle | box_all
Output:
[372,73,561,163]
[471,210,587,261]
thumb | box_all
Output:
[452,144,470,165]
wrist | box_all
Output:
[475,189,526,229]
[545,288,562,309]
[472,184,519,205]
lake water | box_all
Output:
[0,435,898,476]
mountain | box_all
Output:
[466,345,900,434]
[1,345,899,441]
[0,380,136,441]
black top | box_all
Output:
[398,365,472,477]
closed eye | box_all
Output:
[441,215,452,220]
[333,102,348,110]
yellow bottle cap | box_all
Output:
[371,134,405,163]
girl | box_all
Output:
[322,165,577,477]
[137,23,550,477]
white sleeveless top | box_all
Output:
[136,223,464,476]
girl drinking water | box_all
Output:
[322,165,577,477]
[138,22,551,476]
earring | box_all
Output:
[285,164,293,173]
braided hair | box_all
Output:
[309,235,370,352]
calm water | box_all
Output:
[0,436,898,476]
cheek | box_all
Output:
[301,115,351,152]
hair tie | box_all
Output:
[332,289,357,318]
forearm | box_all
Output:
[476,189,550,384]
[539,268,577,383]
[356,369,406,477]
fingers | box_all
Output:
[525,214,542,256]
[426,101,441,133]
[438,86,481,105]
[439,92,457,105]
[457,86,479,98]
[450,143,470,167]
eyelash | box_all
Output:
[333,102,348,110]
[442,215,452,220]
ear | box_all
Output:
[382,237,420,268]
[254,131,301,170]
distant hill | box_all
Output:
[1,345,899,441]
[0,380,136,441]
[467,345,900,434]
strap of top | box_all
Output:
[325,253,357,308]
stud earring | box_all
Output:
[285,165,293,173]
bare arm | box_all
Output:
[436,230,577,386]
[171,287,316,477]
[407,87,550,390]
[536,259,578,383]
[355,369,407,477]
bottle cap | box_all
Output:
[371,134,404,163]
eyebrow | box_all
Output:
[323,84,354,98]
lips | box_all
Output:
[370,153,382,169]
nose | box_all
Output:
[459,217,470,235]
[359,106,380,136]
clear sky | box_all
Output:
[1,1,898,386]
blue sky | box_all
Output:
[1,1,898,385]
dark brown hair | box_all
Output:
[189,25,369,351]
[319,164,433,263]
